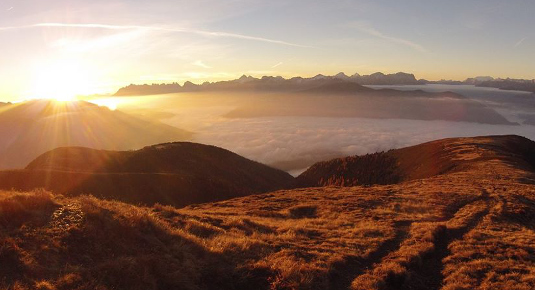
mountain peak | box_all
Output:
[334,72,349,79]
[311,74,327,80]
[183,81,197,87]
[370,72,386,76]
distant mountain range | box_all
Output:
[114,72,421,96]
[114,72,535,96]
[0,100,192,169]
[0,142,294,207]
[113,73,518,125]
[423,76,535,93]
[476,79,535,93]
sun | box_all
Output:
[29,59,95,102]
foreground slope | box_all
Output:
[0,143,294,207]
[1,135,535,290]
[0,100,192,169]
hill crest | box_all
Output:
[1,142,295,207]
[297,135,535,187]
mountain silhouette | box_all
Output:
[114,72,419,96]
[423,76,535,93]
[0,100,192,169]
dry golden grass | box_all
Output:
[1,135,534,289]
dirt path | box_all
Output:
[328,220,412,290]
[398,199,491,290]
[343,190,493,290]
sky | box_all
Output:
[0,0,534,101]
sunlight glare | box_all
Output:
[30,60,95,102]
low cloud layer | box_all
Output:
[190,116,535,175]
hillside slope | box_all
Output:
[0,143,294,207]
[1,135,535,290]
[297,135,535,187]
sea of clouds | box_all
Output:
[191,116,535,175]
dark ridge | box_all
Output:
[0,142,295,207]
[296,152,401,187]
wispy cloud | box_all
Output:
[0,26,19,31]
[7,7,13,11]
[139,72,236,82]
[0,22,310,48]
[271,62,283,68]
[514,37,528,48]
[192,60,212,69]
[347,22,428,53]
[50,29,147,52]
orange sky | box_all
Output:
[0,0,533,101]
